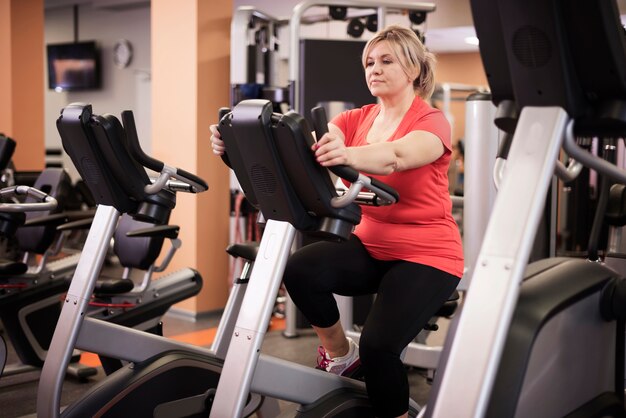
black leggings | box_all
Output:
[283,235,460,418]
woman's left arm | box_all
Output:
[315,128,445,175]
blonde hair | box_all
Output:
[362,24,436,100]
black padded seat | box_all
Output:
[0,211,25,237]
[434,289,459,318]
[93,278,135,296]
[16,168,72,254]
[114,214,168,271]
[0,259,28,276]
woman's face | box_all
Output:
[364,40,414,98]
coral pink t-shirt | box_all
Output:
[332,96,464,278]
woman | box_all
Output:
[211,25,463,418]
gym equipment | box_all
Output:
[287,1,435,116]
[231,1,436,122]
[423,0,626,417]
[0,185,77,379]
[210,100,409,417]
[36,103,211,418]
[36,100,410,418]
[0,168,97,382]
[1,168,201,382]
[16,168,82,277]
[64,211,203,375]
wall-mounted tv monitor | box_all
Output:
[47,41,101,92]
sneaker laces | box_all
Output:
[317,346,332,370]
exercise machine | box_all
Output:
[1,174,201,382]
[0,168,97,382]
[210,100,411,417]
[88,212,202,374]
[423,0,626,417]
[36,99,418,417]
[0,185,87,380]
[35,103,213,418]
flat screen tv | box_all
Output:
[47,41,101,92]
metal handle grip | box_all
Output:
[311,106,399,205]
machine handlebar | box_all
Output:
[0,185,58,212]
[311,106,399,207]
[121,110,208,194]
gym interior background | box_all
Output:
[2,0,625,334]
[0,0,505,320]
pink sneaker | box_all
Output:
[316,337,361,377]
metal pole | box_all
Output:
[459,93,498,290]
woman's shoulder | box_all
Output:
[404,96,452,145]
[344,102,378,117]
[333,102,378,126]
[409,96,445,118]
[359,102,379,113]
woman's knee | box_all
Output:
[359,327,401,366]
[282,259,299,289]
[282,253,319,294]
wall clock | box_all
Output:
[113,39,133,69]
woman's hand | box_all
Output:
[313,132,352,167]
[209,124,225,156]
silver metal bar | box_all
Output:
[426,107,568,418]
[231,7,254,86]
[377,5,386,31]
[210,220,297,417]
[331,179,364,207]
[211,269,249,360]
[37,205,120,418]
[283,292,299,338]
[76,314,364,407]
[493,157,506,190]
[231,7,280,86]
[563,119,626,184]
[335,294,354,332]
[450,195,463,209]
[554,158,583,183]
[145,165,174,194]
[251,354,364,404]
[283,231,302,338]
[0,185,57,212]
[461,96,498,289]
[77,316,214,362]
[153,237,181,272]
[289,0,436,113]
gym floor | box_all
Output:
[0,312,438,417]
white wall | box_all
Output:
[44,3,151,178]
